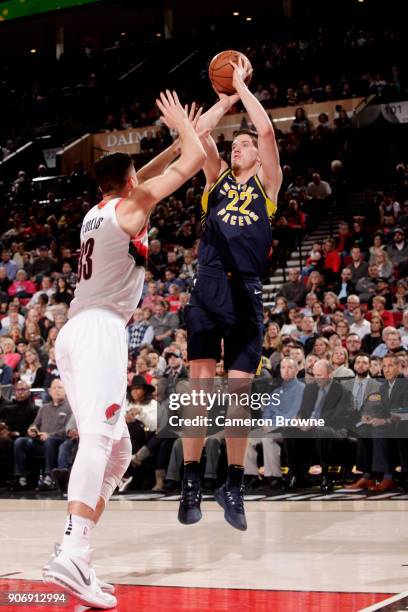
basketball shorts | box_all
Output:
[55,307,129,441]
[185,266,264,373]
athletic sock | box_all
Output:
[183,461,200,482]
[61,513,95,554]
[227,464,245,487]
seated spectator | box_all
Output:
[277,268,307,306]
[166,284,182,313]
[399,311,408,344]
[350,307,371,339]
[393,280,408,311]
[31,246,54,279]
[262,322,281,359]
[331,346,354,379]
[333,268,355,304]
[371,327,406,358]
[311,336,332,360]
[374,251,393,280]
[345,333,363,368]
[312,302,330,333]
[0,346,13,385]
[0,250,18,281]
[362,315,384,354]
[283,359,355,491]
[43,348,60,388]
[366,296,395,327]
[150,301,179,350]
[141,281,162,310]
[281,308,303,337]
[306,271,325,303]
[356,264,380,303]
[336,222,353,255]
[306,173,332,201]
[347,246,369,284]
[245,358,305,491]
[291,108,312,134]
[342,294,361,325]
[12,379,71,490]
[18,348,45,388]
[346,354,407,492]
[323,291,340,315]
[300,292,318,316]
[369,233,386,264]
[127,308,154,357]
[53,277,73,305]
[0,337,21,370]
[387,227,408,267]
[302,242,323,278]
[270,296,290,328]
[298,315,317,355]
[7,270,36,299]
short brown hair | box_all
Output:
[233,129,258,146]
[94,152,134,194]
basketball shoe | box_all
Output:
[215,482,247,531]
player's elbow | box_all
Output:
[258,124,274,139]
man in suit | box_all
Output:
[342,353,381,412]
[283,359,356,492]
[347,353,407,492]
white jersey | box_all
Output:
[69,197,147,323]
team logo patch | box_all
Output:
[367,393,381,401]
[105,403,121,425]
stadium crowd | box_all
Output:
[0,123,407,496]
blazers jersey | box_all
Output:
[198,168,276,279]
[69,197,147,323]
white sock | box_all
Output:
[61,514,95,554]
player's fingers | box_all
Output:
[172,90,181,106]
[160,115,170,128]
[159,91,170,109]
[156,98,166,114]
[165,89,174,105]
[188,102,196,121]
[229,61,238,70]
[193,106,203,126]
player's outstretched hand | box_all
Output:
[230,55,253,90]
[156,90,189,130]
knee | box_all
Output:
[15,437,28,449]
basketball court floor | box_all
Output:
[1,496,407,611]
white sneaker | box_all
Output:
[43,544,115,594]
[43,548,117,609]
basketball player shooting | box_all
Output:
[179,55,283,531]
[42,90,206,610]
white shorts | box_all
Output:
[55,308,128,441]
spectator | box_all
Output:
[347,246,369,284]
[362,315,384,354]
[31,246,54,279]
[18,348,45,388]
[371,327,405,358]
[28,276,55,307]
[12,379,71,490]
[306,173,332,201]
[0,250,18,281]
[387,227,408,267]
[350,307,371,339]
[323,239,341,277]
[283,359,355,491]
[127,309,154,356]
[0,345,13,385]
[374,251,393,280]
[356,264,380,303]
[278,268,307,306]
[150,302,179,350]
[0,338,21,370]
[342,295,361,325]
[333,268,355,304]
[262,322,281,358]
[53,277,73,305]
[331,346,354,379]
[367,296,395,327]
[345,333,363,368]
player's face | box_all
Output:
[231,135,259,173]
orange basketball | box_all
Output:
[208,50,252,95]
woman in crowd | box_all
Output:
[269,296,290,328]
[362,315,384,354]
[311,301,330,332]
[375,250,393,280]
[336,319,350,345]
[18,347,45,387]
[53,277,73,305]
[0,337,21,370]
[306,271,325,302]
[369,233,386,264]
[262,322,282,359]
[312,336,331,360]
[323,291,340,316]
[331,346,354,379]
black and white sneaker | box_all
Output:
[178,479,202,525]
[215,482,247,531]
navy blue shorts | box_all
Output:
[184,267,264,373]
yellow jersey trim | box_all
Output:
[201,168,231,221]
[254,174,277,218]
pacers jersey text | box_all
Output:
[69,197,147,322]
[198,168,276,278]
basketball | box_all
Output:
[209,49,252,95]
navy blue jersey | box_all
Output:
[198,168,277,278]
